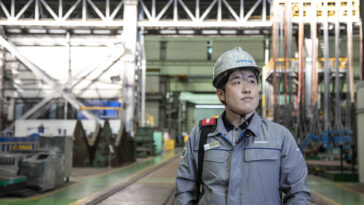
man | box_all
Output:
[175,47,310,204]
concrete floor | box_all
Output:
[97,157,179,205]
[0,151,179,205]
[308,175,364,205]
[2,150,364,205]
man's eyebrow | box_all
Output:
[247,74,256,78]
[229,75,241,80]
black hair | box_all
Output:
[216,71,233,105]
[216,71,232,91]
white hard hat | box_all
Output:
[212,47,262,88]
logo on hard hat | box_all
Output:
[236,59,253,63]
[214,62,224,70]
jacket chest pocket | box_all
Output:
[244,148,279,161]
[241,148,280,197]
[202,150,228,184]
[243,148,280,180]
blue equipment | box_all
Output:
[300,130,352,151]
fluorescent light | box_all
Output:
[160,30,176,34]
[244,30,260,35]
[202,30,218,35]
[195,104,225,109]
[73,29,91,34]
[178,30,194,34]
[48,29,66,34]
[93,30,111,34]
[7,28,21,33]
[28,28,47,33]
[220,30,237,35]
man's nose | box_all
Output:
[241,81,251,93]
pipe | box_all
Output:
[335,0,343,130]
[272,0,278,109]
[284,2,289,104]
[323,0,330,130]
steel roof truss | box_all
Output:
[40,0,59,20]
[199,0,217,22]
[87,0,106,21]
[0,1,10,19]
[178,0,195,21]
[109,0,124,20]
[243,0,262,22]
[140,0,152,20]
[222,0,240,21]
[156,0,173,21]
[63,0,82,21]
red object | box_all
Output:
[201,118,215,126]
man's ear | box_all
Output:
[216,89,225,102]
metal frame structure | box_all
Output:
[0,0,362,139]
[0,34,126,126]
[0,0,272,30]
[0,0,274,134]
[265,0,362,143]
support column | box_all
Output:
[272,0,278,109]
[296,1,304,111]
[122,0,138,136]
[334,0,343,130]
[66,31,71,80]
[357,82,364,183]
[347,0,354,103]
[65,31,71,120]
[262,36,271,118]
[323,0,331,130]
[360,22,363,81]
[312,1,318,108]
[140,31,146,127]
[286,1,293,105]
[284,2,291,104]
[361,0,364,81]
[304,38,313,119]
[0,47,4,131]
[346,0,354,130]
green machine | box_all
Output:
[135,127,157,158]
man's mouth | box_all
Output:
[241,96,253,100]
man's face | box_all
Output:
[217,68,259,116]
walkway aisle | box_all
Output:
[98,156,180,205]
[0,151,179,205]
[308,175,364,205]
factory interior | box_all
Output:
[0,0,364,204]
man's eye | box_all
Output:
[232,81,241,85]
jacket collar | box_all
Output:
[208,111,261,138]
[222,111,254,132]
[246,111,261,137]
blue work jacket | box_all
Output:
[175,112,311,205]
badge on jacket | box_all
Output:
[204,141,220,151]
[181,146,187,159]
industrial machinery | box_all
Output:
[0,135,72,196]
[300,130,352,151]
[135,127,157,158]
[72,120,136,167]
[0,153,28,196]
[19,147,64,191]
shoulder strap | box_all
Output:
[196,118,217,201]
